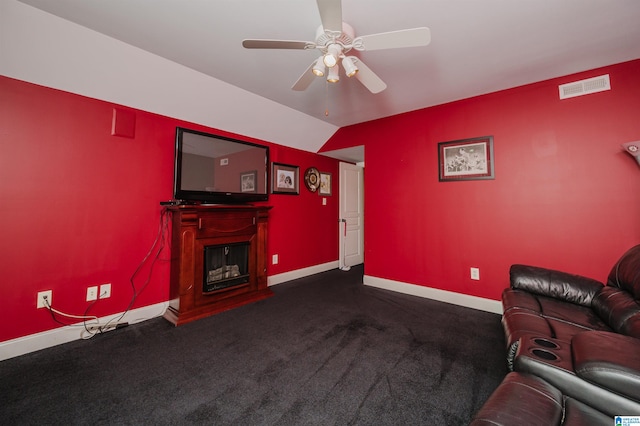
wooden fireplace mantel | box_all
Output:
[163,205,273,326]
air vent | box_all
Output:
[559,74,610,99]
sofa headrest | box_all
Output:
[607,244,640,300]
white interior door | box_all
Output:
[339,162,364,269]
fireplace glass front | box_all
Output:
[203,243,250,292]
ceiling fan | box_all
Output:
[242,0,431,94]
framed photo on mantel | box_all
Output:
[438,136,495,181]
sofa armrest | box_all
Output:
[572,331,640,402]
[510,264,604,307]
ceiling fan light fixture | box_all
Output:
[312,57,325,77]
[323,53,337,68]
[327,66,340,83]
[323,44,342,68]
[342,57,358,77]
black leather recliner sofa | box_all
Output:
[471,244,640,425]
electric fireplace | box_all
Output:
[164,205,273,326]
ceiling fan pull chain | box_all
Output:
[325,80,330,116]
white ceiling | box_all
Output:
[12,0,640,160]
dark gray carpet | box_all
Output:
[1,265,506,425]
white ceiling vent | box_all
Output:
[559,74,610,100]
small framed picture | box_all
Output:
[438,136,495,181]
[272,162,299,195]
[240,170,257,193]
[319,172,332,196]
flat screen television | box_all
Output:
[173,127,269,204]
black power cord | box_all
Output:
[41,207,170,339]
[82,207,171,336]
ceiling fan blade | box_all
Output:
[242,39,315,50]
[291,62,317,91]
[354,27,431,51]
[316,0,342,33]
[352,58,387,94]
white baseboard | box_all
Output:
[2,268,501,361]
[2,262,340,361]
[0,302,169,362]
[268,261,340,286]
[364,275,503,315]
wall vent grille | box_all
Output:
[559,74,610,99]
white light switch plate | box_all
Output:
[470,267,480,280]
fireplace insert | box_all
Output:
[203,242,250,292]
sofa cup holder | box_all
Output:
[530,348,560,361]
[531,337,559,349]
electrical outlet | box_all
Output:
[470,267,480,281]
[37,290,52,309]
[99,283,111,299]
[272,254,279,265]
[86,286,98,301]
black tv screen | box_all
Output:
[173,127,269,204]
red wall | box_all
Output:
[0,76,339,342]
[322,59,640,300]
